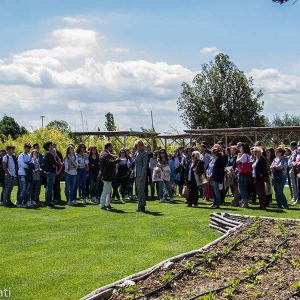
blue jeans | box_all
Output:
[163,180,173,198]
[17,175,31,205]
[273,176,289,208]
[238,174,251,200]
[212,180,221,206]
[77,168,87,199]
[45,172,56,206]
[65,173,77,202]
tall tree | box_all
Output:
[104,112,116,131]
[269,113,300,127]
[47,120,71,133]
[0,115,28,140]
[177,53,264,129]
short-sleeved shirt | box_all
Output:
[3,155,17,177]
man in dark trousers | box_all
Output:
[99,142,120,210]
[134,140,148,212]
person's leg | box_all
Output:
[71,175,77,202]
[53,175,61,202]
[289,169,297,202]
[238,174,249,207]
[212,181,221,207]
[17,176,26,206]
[280,177,289,209]
[45,172,56,206]
[255,180,267,209]
[157,181,163,200]
[105,182,112,207]
[65,173,71,203]
[273,181,283,208]
[164,180,174,200]
[3,175,14,205]
[100,181,110,208]
[137,177,147,211]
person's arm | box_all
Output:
[2,157,8,175]
[18,154,27,170]
[236,153,243,164]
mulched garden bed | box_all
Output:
[110,217,300,300]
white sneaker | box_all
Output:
[120,199,126,204]
[170,198,174,203]
[82,198,87,204]
[27,201,33,208]
[31,201,37,206]
[160,198,166,203]
[17,204,24,208]
[67,201,72,206]
[72,200,78,205]
[178,194,182,197]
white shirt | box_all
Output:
[76,154,88,169]
[18,153,32,176]
[3,155,17,177]
[64,157,77,176]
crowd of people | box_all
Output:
[0,139,299,212]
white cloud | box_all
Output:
[111,47,130,54]
[201,47,220,55]
[62,16,89,26]
[0,27,194,131]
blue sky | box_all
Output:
[0,0,299,131]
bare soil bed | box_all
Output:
[110,218,300,300]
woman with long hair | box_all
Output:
[64,145,78,205]
[76,144,89,204]
[157,149,174,203]
[115,148,130,203]
[236,143,252,208]
[88,146,100,203]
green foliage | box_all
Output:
[0,114,28,140]
[47,120,71,133]
[292,282,300,291]
[0,127,74,155]
[201,292,216,300]
[177,53,264,129]
[184,261,194,274]
[117,284,137,294]
[104,112,117,131]
[161,269,177,283]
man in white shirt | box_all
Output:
[2,146,17,206]
[17,143,33,208]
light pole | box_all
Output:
[40,115,45,129]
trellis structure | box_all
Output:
[184,126,300,147]
[73,131,159,147]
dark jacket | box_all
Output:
[99,150,119,182]
[43,152,60,173]
[212,156,225,183]
[254,156,269,182]
[185,160,205,183]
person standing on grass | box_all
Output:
[52,148,63,204]
[64,145,78,206]
[157,149,174,203]
[210,145,225,209]
[17,143,34,208]
[99,142,120,210]
[88,146,100,203]
[236,143,252,208]
[2,146,18,207]
[76,144,89,204]
[32,143,44,204]
[0,149,7,204]
[252,147,269,210]
[288,142,299,204]
[270,147,289,209]
[43,141,60,208]
[31,149,42,206]
[134,140,148,212]
[185,151,204,208]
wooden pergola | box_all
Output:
[73,131,159,147]
[184,126,300,146]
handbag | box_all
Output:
[182,185,190,199]
[237,155,252,175]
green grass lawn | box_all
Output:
[0,185,299,300]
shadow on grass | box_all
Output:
[108,208,132,214]
[144,210,164,216]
